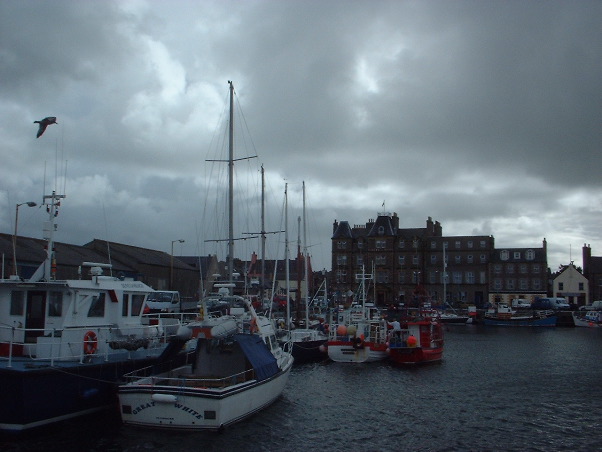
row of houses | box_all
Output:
[330,213,601,308]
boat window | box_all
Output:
[10,290,25,315]
[88,293,106,317]
[122,293,129,316]
[48,291,63,317]
[131,294,145,316]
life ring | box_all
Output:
[352,336,364,349]
[83,330,98,355]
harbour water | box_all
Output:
[3,326,601,451]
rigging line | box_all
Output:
[234,92,259,159]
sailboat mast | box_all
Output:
[303,181,309,328]
[227,80,235,286]
[295,216,302,322]
[443,241,447,307]
[261,165,266,299]
[285,183,290,330]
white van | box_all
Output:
[145,290,181,313]
[550,297,570,310]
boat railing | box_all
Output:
[122,365,256,389]
[0,322,181,367]
[141,311,198,325]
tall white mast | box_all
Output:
[227,80,234,286]
[260,165,266,299]
[443,241,447,307]
[303,181,309,328]
[285,183,290,330]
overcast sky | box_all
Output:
[1,0,601,274]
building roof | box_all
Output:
[367,215,396,237]
[0,232,131,272]
[84,239,191,270]
[177,255,217,279]
[332,221,353,239]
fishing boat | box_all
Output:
[327,268,388,363]
[387,312,444,365]
[483,303,557,326]
[438,311,470,324]
[572,310,602,328]
[118,271,293,430]
[0,192,192,432]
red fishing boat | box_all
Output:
[387,314,444,365]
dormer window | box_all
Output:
[500,250,509,261]
[526,249,535,260]
[378,226,385,235]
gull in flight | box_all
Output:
[34,116,58,138]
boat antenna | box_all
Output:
[102,201,113,276]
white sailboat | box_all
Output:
[117,81,293,431]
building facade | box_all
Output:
[487,243,548,305]
[331,213,548,308]
[552,262,588,306]
[332,214,494,307]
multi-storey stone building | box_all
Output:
[331,213,548,308]
[487,243,548,305]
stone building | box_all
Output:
[331,213,548,308]
[487,242,548,305]
[332,214,494,307]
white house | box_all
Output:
[553,262,588,307]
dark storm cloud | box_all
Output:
[1,0,601,271]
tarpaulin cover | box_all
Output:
[234,334,279,381]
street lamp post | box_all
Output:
[170,239,185,290]
[12,201,37,277]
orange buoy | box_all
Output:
[336,325,347,335]
[407,335,418,348]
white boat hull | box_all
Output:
[327,342,387,363]
[119,358,293,430]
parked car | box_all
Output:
[198,297,230,316]
[580,300,602,311]
[511,298,531,309]
[532,297,570,310]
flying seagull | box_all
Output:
[34,116,58,138]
